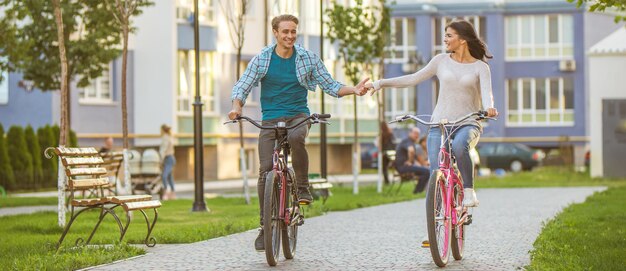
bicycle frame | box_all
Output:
[270,128,295,226]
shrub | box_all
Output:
[0,124,16,190]
[38,125,58,188]
[7,126,34,190]
[24,126,44,189]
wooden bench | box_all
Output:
[384,150,417,195]
[45,147,161,249]
[309,178,333,204]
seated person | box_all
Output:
[395,127,430,194]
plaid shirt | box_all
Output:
[231,44,344,105]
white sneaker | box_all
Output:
[463,188,480,207]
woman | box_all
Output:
[379,121,396,184]
[159,124,176,200]
[366,20,498,207]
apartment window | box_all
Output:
[177,50,216,115]
[385,17,417,63]
[80,65,112,104]
[177,0,214,25]
[0,70,8,104]
[505,14,573,60]
[506,77,574,126]
[434,16,486,56]
[384,87,416,121]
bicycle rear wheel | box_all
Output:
[426,170,450,267]
[451,181,465,260]
[281,168,298,259]
[263,171,281,266]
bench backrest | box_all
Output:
[100,151,124,179]
[52,147,110,198]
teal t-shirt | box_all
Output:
[260,49,309,120]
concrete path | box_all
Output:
[88,186,605,271]
[0,205,58,217]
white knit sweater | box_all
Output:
[373,53,494,128]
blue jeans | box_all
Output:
[427,125,480,189]
[162,155,176,191]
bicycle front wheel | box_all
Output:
[263,171,281,266]
[426,170,450,267]
[281,168,298,259]
[451,181,465,260]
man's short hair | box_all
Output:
[271,14,299,30]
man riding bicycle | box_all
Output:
[228,14,369,251]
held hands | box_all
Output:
[364,81,378,96]
[353,77,370,96]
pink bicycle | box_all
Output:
[391,111,494,267]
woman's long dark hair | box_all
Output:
[446,20,492,62]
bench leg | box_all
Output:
[57,206,102,249]
[85,206,125,246]
[138,208,159,247]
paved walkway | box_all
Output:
[88,187,604,270]
[0,205,58,217]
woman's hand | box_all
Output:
[486,107,498,118]
[354,77,370,96]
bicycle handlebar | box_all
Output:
[389,111,496,126]
[223,113,331,130]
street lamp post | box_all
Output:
[192,0,208,212]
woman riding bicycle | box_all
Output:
[365,20,498,207]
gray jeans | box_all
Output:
[257,113,310,225]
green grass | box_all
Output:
[527,185,626,270]
[0,197,58,208]
[0,184,421,270]
[476,166,626,188]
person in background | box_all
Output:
[99,136,114,154]
[394,127,430,194]
[159,124,176,200]
[379,121,396,184]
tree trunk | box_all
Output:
[52,0,69,228]
[122,22,131,194]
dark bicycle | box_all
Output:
[224,113,330,266]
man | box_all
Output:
[394,127,430,194]
[228,14,369,251]
[99,137,113,154]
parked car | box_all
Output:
[476,143,543,172]
[361,146,379,169]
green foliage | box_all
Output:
[24,126,43,189]
[69,129,78,147]
[51,125,60,147]
[37,126,57,188]
[0,0,122,88]
[569,0,626,23]
[0,124,16,190]
[527,185,626,270]
[325,0,390,85]
[6,126,34,190]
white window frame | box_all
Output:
[385,17,417,64]
[506,77,574,127]
[505,14,574,61]
[79,64,113,105]
[176,0,215,25]
[177,50,217,116]
[384,87,416,121]
[433,16,484,56]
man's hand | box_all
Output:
[228,100,243,120]
[486,107,498,118]
[354,77,370,96]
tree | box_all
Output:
[0,124,16,190]
[325,0,390,194]
[38,125,57,188]
[106,0,153,194]
[569,0,626,23]
[24,125,44,189]
[0,0,124,145]
[218,0,250,79]
[7,126,34,190]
